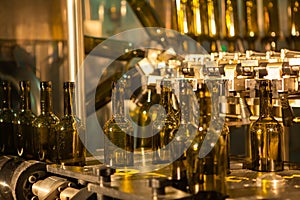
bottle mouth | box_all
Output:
[40,81,52,90]
[63,81,75,89]
[20,80,30,89]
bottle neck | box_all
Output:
[64,84,74,116]
[112,82,125,117]
[179,80,192,124]
[2,86,11,109]
[20,85,31,111]
[161,86,173,114]
[259,86,273,118]
[40,88,53,114]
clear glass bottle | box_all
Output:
[250,80,283,172]
[15,81,36,159]
[0,80,17,155]
[32,81,60,163]
[186,80,229,198]
[104,80,134,167]
[55,82,86,166]
[152,79,179,164]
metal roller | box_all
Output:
[10,160,47,200]
[0,156,46,200]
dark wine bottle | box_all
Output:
[250,80,283,172]
[104,80,134,167]
[262,0,280,51]
[244,0,259,50]
[186,80,228,198]
[55,82,86,166]
[0,80,17,155]
[15,81,36,159]
[32,81,59,163]
[289,0,300,50]
[152,79,179,164]
[224,0,239,52]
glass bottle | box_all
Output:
[152,79,179,164]
[187,0,209,40]
[175,0,189,35]
[171,79,198,191]
[262,0,280,51]
[32,81,60,163]
[186,80,229,198]
[207,0,220,52]
[135,85,160,151]
[104,80,134,167]
[250,80,283,172]
[289,0,300,50]
[244,0,259,50]
[15,81,36,159]
[0,80,17,155]
[224,0,239,52]
[55,82,86,166]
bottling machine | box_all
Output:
[2,0,300,200]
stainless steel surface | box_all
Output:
[44,161,300,199]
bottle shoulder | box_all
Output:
[56,115,82,131]
[17,110,36,124]
[18,110,36,119]
[0,109,17,122]
[252,116,281,126]
[32,112,60,126]
[250,117,283,132]
[104,116,133,132]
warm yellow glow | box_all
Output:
[195,9,201,35]
[225,4,235,37]
[98,3,105,21]
[208,1,217,36]
[67,0,76,81]
[193,143,198,151]
[291,24,299,36]
[229,26,235,37]
[121,0,127,16]
[183,16,188,34]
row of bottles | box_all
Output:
[0,80,85,166]
[144,0,298,52]
[104,77,230,198]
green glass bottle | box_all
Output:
[0,80,17,155]
[104,80,134,167]
[250,80,283,172]
[15,81,36,159]
[55,82,86,166]
[32,81,60,163]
